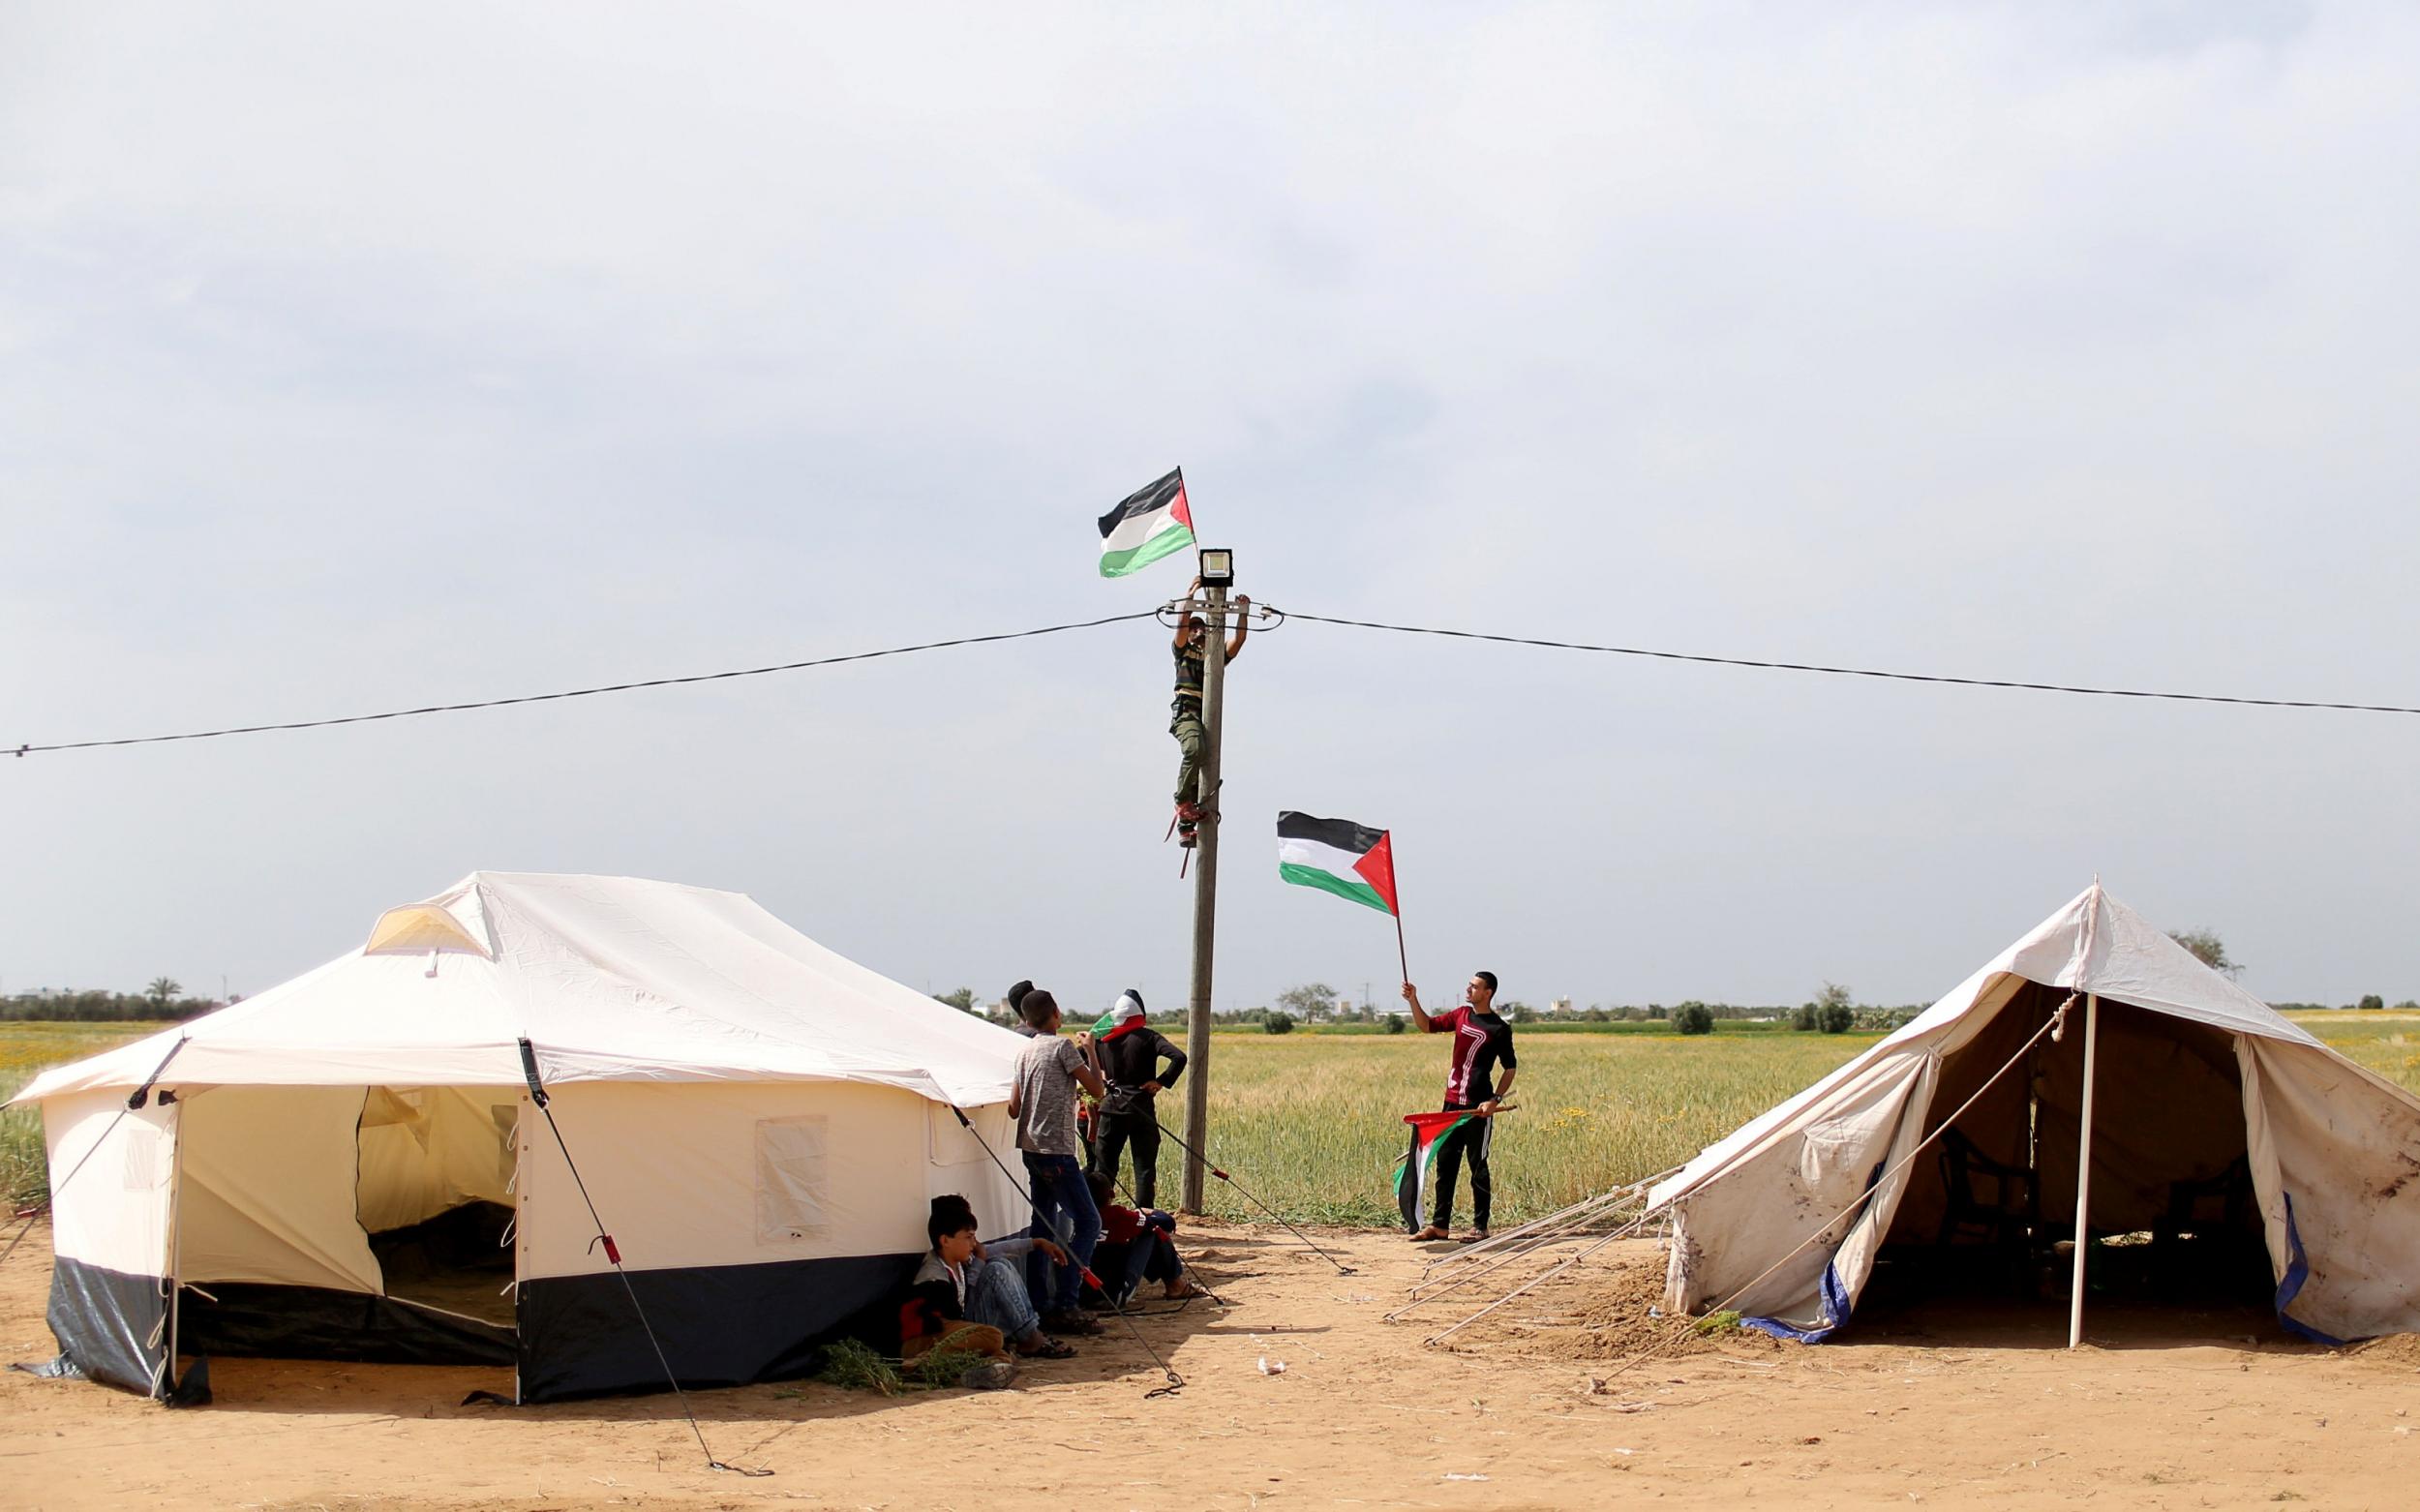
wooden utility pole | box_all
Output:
[1181,584,1230,1214]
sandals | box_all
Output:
[1017,1336,1076,1360]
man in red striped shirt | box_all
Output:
[1401,972,1519,1242]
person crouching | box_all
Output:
[1084,1171,1199,1307]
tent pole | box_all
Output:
[2067,992,2100,1349]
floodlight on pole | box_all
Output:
[1196,548,1235,589]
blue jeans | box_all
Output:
[1022,1151,1102,1313]
[965,1255,1040,1343]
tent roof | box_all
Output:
[15,872,1028,1107]
[1651,883,2318,1208]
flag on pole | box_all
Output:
[1276,811,1399,916]
[1098,468,1195,578]
[1397,1109,1482,1230]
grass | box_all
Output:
[1183,1029,1885,1227]
[7,1013,2420,1228]
[2280,1012,2420,1094]
[1,1021,171,1206]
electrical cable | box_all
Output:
[14,601,2416,762]
[1282,611,2420,717]
[9,611,1160,757]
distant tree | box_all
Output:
[1673,1001,1715,1036]
[1383,1013,1407,1035]
[2168,928,2242,978]
[1263,1012,1296,1036]
[1277,983,1339,1022]
[935,986,978,1013]
[1819,1001,1856,1034]
[1647,1004,1668,1021]
[1584,1006,1610,1024]
[145,977,181,1009]
[1502,1000,1536,1024]
[1791,1003,1819,1032]
[2359,994,2386,1012]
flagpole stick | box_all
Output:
[1391,839,1408,984]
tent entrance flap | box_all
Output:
[1870,993,2267,1319]
[170,1084,519,1366]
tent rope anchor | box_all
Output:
[518,1040,771,1476]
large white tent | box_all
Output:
[11,872,1030,1401]
[1652,884,2420,1345]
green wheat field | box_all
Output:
[11,1016,2420,1225]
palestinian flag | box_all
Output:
[1276,811,1399,916]
[1091,991,1152,1042]
[1098,468,1195,578]
[1398,1109,1482,1231]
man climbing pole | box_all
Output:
[1172,575,1248,847]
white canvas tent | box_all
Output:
[11,872,1030,1401]
[1652,884,2420,1345]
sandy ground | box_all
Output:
[7,1216,2419,1511]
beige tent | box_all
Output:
[12,872,1029,1401]
[1652,884,2420,1345]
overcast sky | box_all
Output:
[4,2,2414,1016]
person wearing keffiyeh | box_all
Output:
[1087,989,1188,1207]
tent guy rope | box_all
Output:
[0,1037,186,1269]
[945,1105,1187,1398]
[1576,993,2081,1383]
[515,1040,771,1475]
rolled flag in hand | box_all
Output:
[1397,1109,1484,1232]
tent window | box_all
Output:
[755,1116,831,1243]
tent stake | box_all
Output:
[2068,992,2099,1349]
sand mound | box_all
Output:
[2344,1333,2420,1369]
[1427,1242,1781,1363]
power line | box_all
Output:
[13,602,2416,762]
[1281,611,2420,718]
[9,611,1160,757]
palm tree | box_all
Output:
[146,977,182,1008]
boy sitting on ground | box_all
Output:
[1084,1171,1199,1307]
[905,1195,1077,1361]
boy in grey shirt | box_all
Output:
[1007,988,1107,1333]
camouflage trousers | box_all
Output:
[1170,698,1205,806]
